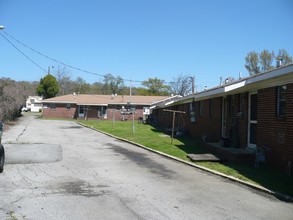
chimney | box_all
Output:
[239,72,242,79]
[276,58,282,68]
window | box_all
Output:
[102,106,107,115]
[66,104,71,110]
[277,85,286,116]
[143,107,150,115]
[49,104,56,109]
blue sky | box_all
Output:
[0,0,292,90]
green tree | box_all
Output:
[259,49,274,72]
[135,87,149,96]
[36,74,60,98]
[276,49,293,65]
[90,81,103,94]
[73,77,91,94]
[245,49,292,75]
[141,77,170,95]
[245,51,260,75]
[102,73,124,95]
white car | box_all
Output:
[21,107,30,112]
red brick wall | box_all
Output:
[107,108,144,121]
[153,95,250,147]
[257,84,293,170]
[43,104,146,121]
[42,103,77,118]
[153,97,223,142]
[184,98,222,141]
[152,87,293,171]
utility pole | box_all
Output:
[130,79,132,97]
[190,76,195,94]
[48,66,54,75]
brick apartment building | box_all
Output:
[42,94,180,121]
[151,64,293,172]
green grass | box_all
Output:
[79,119,293,197]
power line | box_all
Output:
[0,32,47,73]
[2,31,146,83]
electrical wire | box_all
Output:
[0,32,47,73]
[1,31,147,83]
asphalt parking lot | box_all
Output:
[1,114,293,220]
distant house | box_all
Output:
[152,63,293,172]
[25,96,43,112]
[42,94,180,121]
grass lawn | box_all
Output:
[79,119,293,197]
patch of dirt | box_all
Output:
[3,119,20,132]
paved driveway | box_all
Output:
[0,114,292,220]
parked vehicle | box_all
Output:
[21,107,30,112]
[0,122,5,173]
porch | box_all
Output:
[188,142,255,165]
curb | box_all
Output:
[80,122,293,203]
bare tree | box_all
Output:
[0,78,27,121]
[169,74,192,96]
[73,77,90,94]
[53,66,72,95]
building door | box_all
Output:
[78,105,85,118]
[248,92,257,148]
[97,106,107,119]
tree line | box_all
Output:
[37,66,194,99]
[0,78,38,121]
[0,72,193,121]
[245,49,292,75]
[1,49,291,122]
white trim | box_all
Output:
[78,103,108,106]
[172,64,293,105]
[165,100,174,106]
[247,92,257,149]
[224,81,246,92]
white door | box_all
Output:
[78,105,85,118]
[248,92,257,149]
